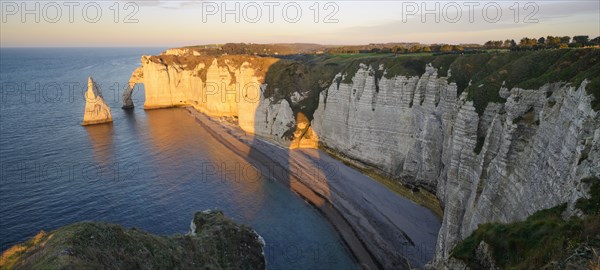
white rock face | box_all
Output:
[82,77,112,125]
[161,48,202,56]
[127,55,316,148]
[313,65,600,266]
[126,53,600,266]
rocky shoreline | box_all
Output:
[0,211,266,269]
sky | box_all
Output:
[1,0,599,47]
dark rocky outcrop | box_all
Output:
[0,211,265,270]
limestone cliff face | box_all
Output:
[161,48,202,56]
[312,64,600,266]
[126,51,599,267]
[82,77,112,126]
[126,55,317,148]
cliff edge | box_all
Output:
[122,48,600,268]
[0,210,265,270]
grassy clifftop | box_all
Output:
[0,211,265,270]
[148,48,599,120]
[258,48,599,121]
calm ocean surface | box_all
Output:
[0,48,357,269]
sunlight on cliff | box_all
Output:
[123,54,331,214]
[82,77,112,126]
[0,231,52,269]
[126,55,321,150]
[290,112,319,149]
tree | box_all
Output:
[520,37,537,47]
[421,46,432,53]
[503,39,512,47]
[393,46,405,54]
[510,39,517,48]
[591,36,600,45]
[440,44,453,52]
[560,36,571,44]
[572,35,589,45]
[537,37,546,45]
[408,45,421,53]
[453,45,464,52]
[546,36,561,47]
[484,40,505,49]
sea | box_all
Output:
[0,48,358,269]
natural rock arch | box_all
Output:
[122,67,143,109]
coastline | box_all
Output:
[319,144,444,219]
[182,106,442,269]
[183,107,381,270]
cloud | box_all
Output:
[329,1,599,43]
[535,1,600,20]
[133,1,205,9]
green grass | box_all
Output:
[395,52,435,57]
[261,48,599,144]
[329,53,394,59]
[577,177,600,215]
[451,178,600,269]
[454,49,600,115]
[0,211,265,270]
[262,53,431,120]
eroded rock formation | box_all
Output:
[124,50,600,267]
[125,55,318,148]
[0,210,266,269]
[122,67,143,109]
[312,63,600,267]
[82,77,112,126]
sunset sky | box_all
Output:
[1,0,599,47]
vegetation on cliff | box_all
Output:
[146,54,279,85]
[262,48,599,122]
[262,53,457,120]
[451,177,600,269]
[0,211,265,270]
[454,48,600,114]
[326,48,600,115]
[149,47,599,123]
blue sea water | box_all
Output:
[0,48,358,269]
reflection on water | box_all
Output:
[85,123,114,166]
[143,109,268,220]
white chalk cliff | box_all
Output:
[312,64,600,268]
[124,55,317,148]
[125,52,600,267]
[82,77,112,126]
